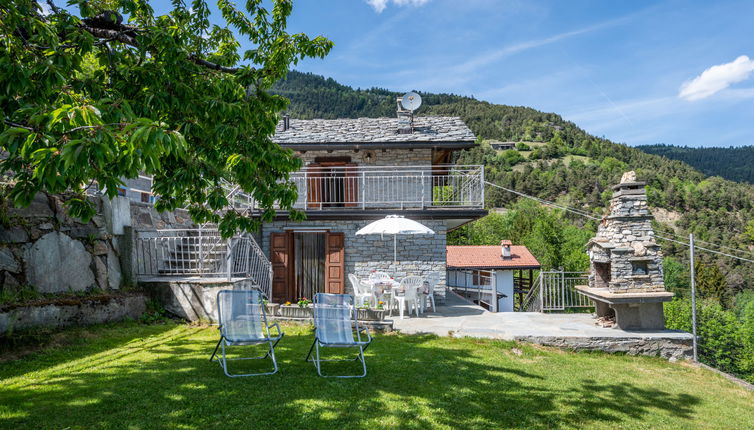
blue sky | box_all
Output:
[157,0,754,147]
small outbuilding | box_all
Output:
[446,241,540,311]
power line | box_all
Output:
[484,181,601,220]
[483,180,754,265]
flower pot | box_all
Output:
[279,305,313,319]
[264,303,280,317]
[357,308,385,321]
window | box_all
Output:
[631,261,649,276]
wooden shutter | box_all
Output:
[306,163,322,209]
[271,232,292,302]
[344,163,359,208]
[324,232,345,294]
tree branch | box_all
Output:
[3,119,34,131]
[41,0,243,74]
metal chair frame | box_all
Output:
[305,293,373,378]
[210,289,284,377]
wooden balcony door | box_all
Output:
[306,161,358,209]
[270,231,345,303]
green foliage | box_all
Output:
[448,200,594,271]
[665,298,754,382]
[1,1,332,235]
[695,261,729,305]
[515,142,530,151]
[663,256,689,297]
[639,144,754,184]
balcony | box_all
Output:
[288,165,484,211]
[113,165,484,213]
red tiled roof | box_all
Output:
[446,245,541,269]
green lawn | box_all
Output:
[1,322,752,430]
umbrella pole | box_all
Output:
[394,235,397,264]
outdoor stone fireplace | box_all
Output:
[576,171,673,330]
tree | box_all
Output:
[0,0,332,236]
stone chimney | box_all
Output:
[396,97,413,134]
[501,240,512,259]
[586,171,665,294]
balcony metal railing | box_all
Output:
[289,164,484,210]
[447,269,500,312]
[101,164,484,212]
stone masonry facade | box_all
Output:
[587,172,665,294]
[261,219,448,302]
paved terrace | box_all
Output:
[392,292,694,360]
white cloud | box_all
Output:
[679,55,754,101]
[366,0,430,14]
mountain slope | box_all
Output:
[638,144,754,184]
[272,71,754,297]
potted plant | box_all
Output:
[357,302,386,321]
[279,297,313,319]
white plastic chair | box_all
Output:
[349,274,373,307]
[393,276,424,319]
[369,271,393,312]
[424,272,440,312]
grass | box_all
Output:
[1,322,753,429]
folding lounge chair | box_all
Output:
[210,289,283,377]
[305,293,373,378]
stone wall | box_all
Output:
[297,148,432,167]
[517,335,692,362]
[261,219,448,302]
[1,192,123,295]
[130,201,196,231]
[0,294,146,335]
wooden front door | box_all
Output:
[324,232,345,294]
[271,231,346,302]
[271,232,292,303]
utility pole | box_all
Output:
[689,233,698,362]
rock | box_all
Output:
[633,242,647,257]
[2,272,20,289]
[0,227,28,243]
[0,247,20,273]
[107,248,122,289]
[38,223,53,230]
[24,232,95,293]
[620,171,637,183]
[93,241,109,255]
[7,192,54,219]
[94,256,108,289]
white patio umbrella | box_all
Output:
[355,215,435,263]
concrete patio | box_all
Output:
[392,292,694,360]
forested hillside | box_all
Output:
[638,144,754,184]
[273,71,754,305]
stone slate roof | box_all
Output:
[446,245,541,270]
[272,117,476,145]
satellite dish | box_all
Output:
[400,92,422,111]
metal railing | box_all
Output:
[446,269,499,312]
[135,228,272,299]
[92,165,483,212]
[522,271,592,312]
[289,165,484,210]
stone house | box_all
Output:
[260,116,487,303]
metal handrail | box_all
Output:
[135,228,272,299]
